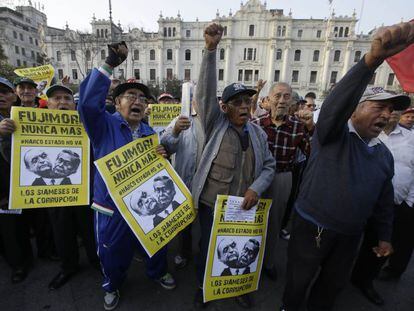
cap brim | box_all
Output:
[46,85,73,97]
[0,82,14,91]
[16,81,37,88]
[113,83,152,99]
[360,93,411,111]
[224,89,257,103]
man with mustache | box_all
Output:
[52,149,81,185]
[252,81,314,282]
[78,41,175,310]
[237,239,260,275]
[280,21,414,311]
[152,176,180,227]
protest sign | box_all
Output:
[203,195,271,302]
[14,64,55,99]
[9,107,90,209]
[148,104,182,134]
[94,134,195,257]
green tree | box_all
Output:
[0,45,17,81]
[162,77,183,100]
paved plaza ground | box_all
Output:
[1,227,413,311]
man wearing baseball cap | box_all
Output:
[78,41,175,310]
[281,21,414,311]
[399,107,414,130]
[191,23,275,309]
[158,93,175,104]
[351,92,413,306]
[44,84,99,290]
[0,77,33,284]
[14,77,38,108]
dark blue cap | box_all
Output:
[222,83,256,103]
[0,77,14,91]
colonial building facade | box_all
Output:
[1,1,399,98]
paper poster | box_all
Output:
[203,195,271,302]
[9,107,90,209]
[148,104,182,134]
[14,64,55,99]
[94,134,196,257]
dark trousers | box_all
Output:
[196,203,214,285]
[48,206,99,274]
[352,202,414,282]
[386,202,414,276]
[351,219,386,285]
[95,211,168,292]
[282,161,306,230]
[178,223,192,259]
[0,213,33,270]
[24,208,56,258]
[283,212,361,311]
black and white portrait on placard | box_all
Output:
[20,147,82,186]
[211,235,262,277]
[122,169,185,234]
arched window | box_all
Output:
[334,50,341,62]
[185,49,191,61]
[56,51,61,61]
[100,29,104,38]
[277,26,281,37]
[334,26,338,37]
[150,49,155,61]
[354,50,361,62]
[223,26,227,36]
[276,49,282,60]
[249,25,255,36]
[167,49,172,60]
[164,27,167,37]
[313,50,320,62]
[173,27,176,37]
[294,49,301,61]
[168,27,171,37]
[282,26,286,36]
[219,48,225,60]
[133,49,139,60]
[85,49,91,61]
[96,29,100,37]
[339,27,344,37]
[105,29,108,38]
[101,50,106,60]
[344,27,349,37]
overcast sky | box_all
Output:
[6,0,414,33]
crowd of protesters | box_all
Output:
[0,19,414,311]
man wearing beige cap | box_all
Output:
[281,21,414,311]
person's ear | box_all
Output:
[221,103,228,114]
[115,97,121,111]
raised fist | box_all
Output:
[204,23,224,51]
[105,41,128,68]
[366,21,414,68]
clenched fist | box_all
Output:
[105,41,128,68]
[204,23,224,51]
[366,21,414,68]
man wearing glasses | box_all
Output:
[78,41,175,311]
[192,23,275,309]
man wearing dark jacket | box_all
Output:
[281,21,414,311]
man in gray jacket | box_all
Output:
[192,23,275,309]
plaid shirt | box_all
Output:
[252,114,312,172]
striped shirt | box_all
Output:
[252,114,312,172]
